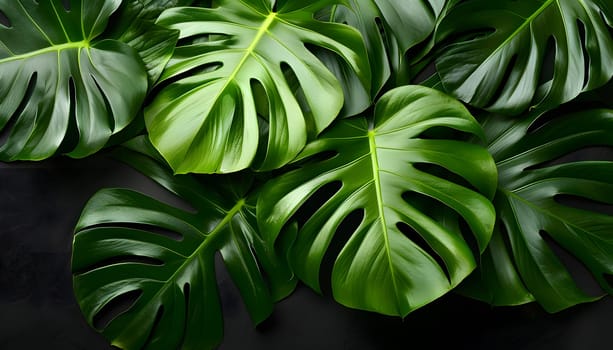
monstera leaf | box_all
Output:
[436,0,613,115]
[316,0,446,115]
[145,0,370,174]
[0,0,148,160]
[258,85,497,317]
[104,0,185,85]
[460,106,613,312]
[72,137,296,350]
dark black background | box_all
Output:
[1,151,613,350]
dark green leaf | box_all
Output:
[436,0,613,115]
[460,106,613,312]
[72,137,296,350]
[104,0,183,85]
[258,85,497,317]
[0,0,147,160]
[146,0,371,174]
[320,0,447,110]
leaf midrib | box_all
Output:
[368,130,401,312]
[180,12,277,160]
[110,198,246,340]
[0,40,89,64]
[502,188,609,256]
[166,199,245,284]
[503,190,591,305]
[477,0,555,69]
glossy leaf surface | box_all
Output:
[105,0,184,85]
[436,0,613,115]
[461,107,613,312]
[258,85,497,317]
[323,0,445,100]
[146,0,370,174]
[0,0,148,160]
[72,137,295,350]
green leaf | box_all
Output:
[258,85,497,317]
[0,0,148,160]
[146,0,371,174]
[436,0,613,115]
[104,0,183,86]
[460,106,613,312]
[72,137,296,350]
[320,0,446,108]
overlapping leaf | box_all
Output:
[146,0,370,174]
[258,85,497,317]
[436,0,613,115]
[72,137,295,350]
[315,0,447,115]
[460,106,613,312]
[104,0,186,85]
[0,0,148,160]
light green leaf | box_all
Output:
[146,0,370,174]
[0,0,148,160]
[436,0,613,115]
[460,105,613,312]
[72,137,296,350]
[258,85,497,317]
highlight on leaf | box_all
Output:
[459,102,613,312]
[435,0,613,115]
[72,137,296,350]
[258,85,497,317]
[145,0,371,174]
[0,0,148,161]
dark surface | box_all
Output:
[1,153,613,350]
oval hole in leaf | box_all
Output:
[0,10,10,27]
[413,162,479,194]
[0,73,37,148]
[459,217,480,259]
[524,146,613,170]
[487,54,518,108]
[293,180,342,228]
[397,221,451,283]
[499,220,525,276]
[74,254,165,275]
[57,78,78,153]
[539,230,604,297]
[176,33,229,47]
[418,125,474,142]
[93,289,143,330]
[537,36,556,87]
[214,252,247,318]
[61,0,71,11]
[320,209,364,295]
[374,16,386,37]
[411,60,437,85]
[91,74,116,131]
[143,306,165,347]
[152,62,223,98]
[443,27,496,45]
[402,190,440,218]
[86,223,184,241]
[526,109,560,135]
[554,194,613,216]
[577,19,590,88]
[177,283,191,347]
[280,61,317,135]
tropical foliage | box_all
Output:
[1,0,612,349]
